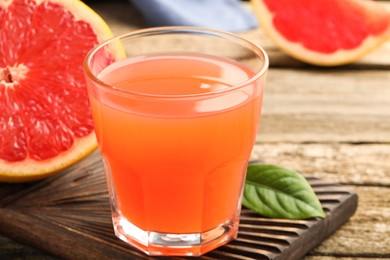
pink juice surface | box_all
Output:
[89,53,264,233]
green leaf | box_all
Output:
[243,164,325,219]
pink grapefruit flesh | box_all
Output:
[252,0,390,66]
[0,0,119,182]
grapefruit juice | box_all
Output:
[84,27,268,257]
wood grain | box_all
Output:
[258,68,390,143]
[0,152,358,260]
[312,187,390,257]
[252,144,390,186]
[251,143,390,257]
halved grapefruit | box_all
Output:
[252,0,390,66]
[0,0,120,182]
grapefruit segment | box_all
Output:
[252,0,390,66]
[0,0,119,182]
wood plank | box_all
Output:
[4,182,388,260]
[258,69,390,142]
[251,143,390,186]
[251,143,390,257]
[258,114,390,143]
[0,153,358,260]
[305,257,381,260]
[0,236,56,260]
[309,186,390,258]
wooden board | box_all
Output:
[0,152,357,259]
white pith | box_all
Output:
[0,64,28,88]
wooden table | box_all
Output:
[1,1,389,259]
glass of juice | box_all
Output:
[83,27,268,256]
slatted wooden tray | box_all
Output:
[0,152,358,259]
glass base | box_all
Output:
[112,212,240,256]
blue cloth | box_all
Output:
[129,0,258,32]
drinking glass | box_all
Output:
[83,27,268,256]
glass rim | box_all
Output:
[83,26,269,99]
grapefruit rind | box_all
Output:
[0,0,121,182]
[0,134,97,182]
[57,0,125,60]
[252,0,390,66]
[28,0,111,43]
